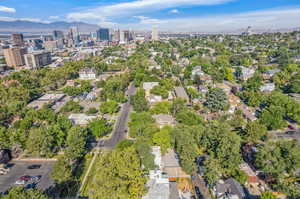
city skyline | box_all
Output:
[0,0,299,32]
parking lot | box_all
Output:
[0,161,55,193]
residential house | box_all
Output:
[79,67,97,80]
[238,104,257,121]
[228,94,241,114]
[214,178,246,199]
[143,146,170,199]
[216,83,231,95]
[143,82,159,95]
[148,94,163,104]
[191,66,204,79]
[152,114,175,128]
[68,114,97,126]
[239,66,255,81]
[263,69,281,80]
[293,55,300,62]
[27,93,65,110]
[260,83,275,92]
[174,86,189,102]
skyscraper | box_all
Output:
[11,33,24,46]
[96,28,110,41]
[53,30,64,40]
[3,47,27,67]
[69,26,80,45]
[152,27,159,41]
[114,29,120,42]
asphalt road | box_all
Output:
[191,173,211,199]
[100,84,136,149]
[0,161,55,193]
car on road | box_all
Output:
[31,175,42,182]
[286,131,296,135]
[27,164,41,169]
[19,175,32,181]
[288,125,296,130]
[194,187,203,199]
[15,180,26,185]
[24,182,38,190]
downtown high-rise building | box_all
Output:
[96,28,110,41]
[152,27,159,41]
[53,30,64,40]
[3,47,27,67]
[69,26,80,45]
[11,33,24,46]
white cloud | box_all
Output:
[118,7,300,32]
[0,16,50,24]
[170,9,179,14]
[49,16,60,20]
[0,5,16,13]
[67,0,233,21]
[134,16,167,25]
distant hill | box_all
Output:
[0,20,99,34]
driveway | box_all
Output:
[0,161,55,193]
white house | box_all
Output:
[260,83,275,92]
[79,68,97,80]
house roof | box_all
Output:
[174,87,189,101]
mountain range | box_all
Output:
[0,20,99,34]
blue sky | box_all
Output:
[0,0,300,32]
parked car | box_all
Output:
[27,164,41,169]
[286,131,296,135]
[19,175,32,181]
[15,180,26,185]
[31,175,42,182]
[24,182,37,190]
[288,125,296,130]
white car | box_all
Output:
[15,180,26,185]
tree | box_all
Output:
[175,110,204,126]
[51,156,73,183]
[150,101,172,115]
[1,187,49,199]
[100,100,119,114]
[259,105,287,130]
[87,118,112,138]
[86,107,98,115]
[205,88,228,112]
[203,158,222,187]
[172,126,200,174]
[152,126,172,154]
[150,85,169,99]
[131,88,149,112]
[64,126,88,164]
[260,192,278,199]
[134,139,156,170]
[128,112,158,138]
[60,100,82,113]
[87,147,147,199]
[200,121,242,176]
[26,126,57,157]
[243,121,267,142]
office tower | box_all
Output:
[120,31,125,44]
[152,27,159,41]
[43,35,54,42]
[124,30,130,42]
[24,51,52,69]
[44,39,64,50]
[3,47,27,67]
[11,33,24,46]
[53,30,64,40]
[69,26,80,45]
[96,28,110,41]
[114,29,120,42]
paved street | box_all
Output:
[0,161,55,193]
[191,173,211,199]
[100,83,136,149]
